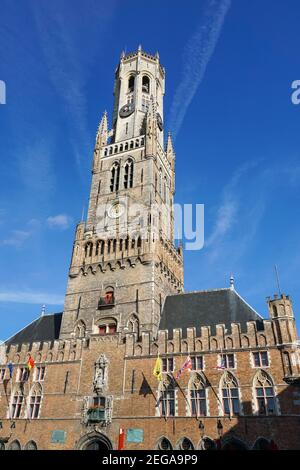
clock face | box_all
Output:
[119,103,135,118]
[108,202,124,219]
[156,112,163,131]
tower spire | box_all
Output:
[166,131,175,163]
[95,110,108,148]
[230,273,235,290]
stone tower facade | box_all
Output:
[60,48,184,340]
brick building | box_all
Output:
[1,48,300,450]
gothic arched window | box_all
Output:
[10,388,24,419]
[254,370,277,416]
[177,437,194,451]
[110,162,120,192]
[157,437,172,451]
[199,437,217,450]
[74,320,86,339]
[28,383,42,419]
[96,240,104,256]
[24,440,38,450]
[85,242,93,258]
[127,315,139,336]
[158,375,176,417]
[128,75,135,93]
[124,158,134,189]
[8,440,21,450]
[220,371,240,416]
[189,373,207,417]
[142,75,150,93]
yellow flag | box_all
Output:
[153,357,162,381]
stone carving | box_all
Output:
[93,354,108,394]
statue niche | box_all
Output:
[93,354,109,394]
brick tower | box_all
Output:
[59,47,184,340]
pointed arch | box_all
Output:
[28,382,43,419]
[253,369,277,415]
[188,372,207,417]
[10,385,24,419]
[176,437,194,450]
[24,440,38,450]
[8,440,21,450]
[142,75,150,93]
[158,374,176,417]
[74,320,86,339]
[222,437,248,450]
[124,158,134,189]
[127,314,139,336]
[156,437,173,450]
[128,74,135,92]
[198,437,217,450]
[110,162,120,192]
[220,371,240,416]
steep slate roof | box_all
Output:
[160,288,264,338]
[5,313,63,348]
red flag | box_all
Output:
[27,356,34,371]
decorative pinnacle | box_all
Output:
[41,305,46,317]
[230,274,235,290]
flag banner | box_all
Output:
[27,356,35,370]
[7,362,13,379]
[153,357,162,382]
[214,356,226,370]
[176,356,192,379]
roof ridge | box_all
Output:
[4,314,40,343]
[167,288,230,298]
[232,289,264,320]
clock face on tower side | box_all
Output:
[119,103,135,118]
[156,112,163,131]
[108,202,124,219]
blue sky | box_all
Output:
[0,0,300,340]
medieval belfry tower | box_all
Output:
[60,47,184,340]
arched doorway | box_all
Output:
[78,432,113,450]
[222,437,248,450]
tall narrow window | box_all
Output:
[254,370,277,415]
[159,376,176,417]
[124,159,134,189]
[220,372,240,416]
[11,389,24,418]
[28,383,42,419]
[110,163,120,192]
[189,373,207,417]
[142,75,150,93]
[128,75,135,93]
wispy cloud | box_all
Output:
[169,0,231,138]
[205,161,264,263]
[18,139,56,194]
[0,290,64,305]
[47,214,73,230]
[1,230,32,247]
[206,162,257,250]
[31,2,116,173]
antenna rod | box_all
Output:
[274,265,282,296]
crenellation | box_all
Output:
[231,323,241,348]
